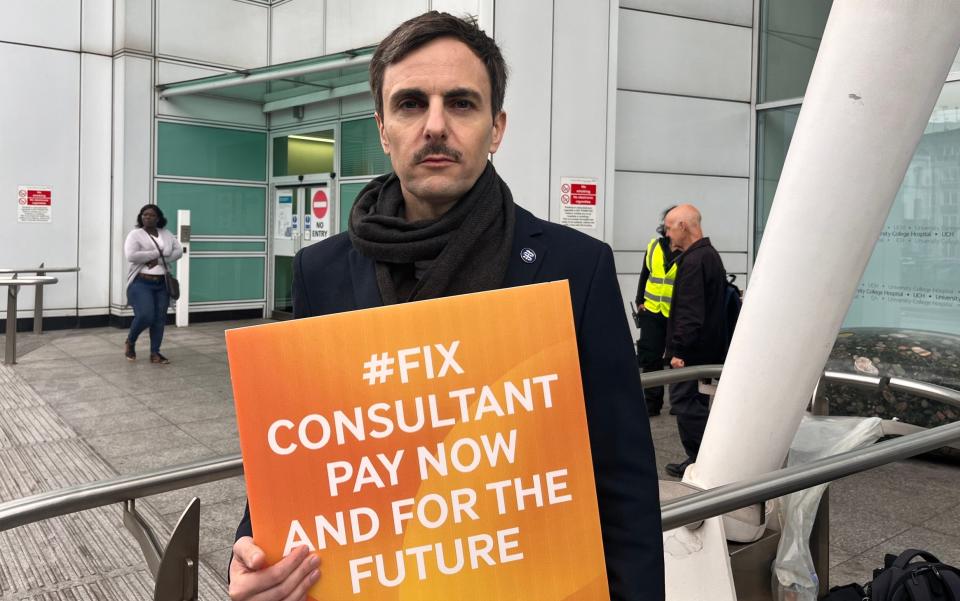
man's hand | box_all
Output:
[146,259,158,268]
[228,537,320,601]
[637,305,648,312]
[670,357,685,369]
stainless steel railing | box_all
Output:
[1,275,59,365]
[1,264,81,364]
[0,264,80,334]
[0,455,242,532]
[641,364,960,413]
[660,419,960,530]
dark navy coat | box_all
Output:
[237,205,664,601]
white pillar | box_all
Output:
[686,0,960,521]
[175,209,190,328]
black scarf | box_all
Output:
[349,162,515,304]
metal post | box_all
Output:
[123,497,200,601]
[176,210,190,328]
[5,282,18,365]
[809,376,830,599]
[33,262,44,335]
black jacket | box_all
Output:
[665,237,727,366]
[236,205,665,601]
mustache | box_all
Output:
[414,143,462,163]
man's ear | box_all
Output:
[374,111,390,155]
[488,110,507,154]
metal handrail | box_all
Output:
[661,419,960,530]
[0,455,242,532]
[1,265,81,356]
[0,371,955,533]
[641,364,722,387]
[0,267,81,274]
[0,277,59,284]
[642,366,960,411]
[2,275,60,365]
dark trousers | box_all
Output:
[127,277,169,354]
[669,378,710,461]
[636,310,668,412]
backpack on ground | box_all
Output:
[722,274,742,352]
[868,549,960,601]
[823,583,868,601]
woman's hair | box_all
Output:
[136,204,168,228]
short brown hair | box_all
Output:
[369,11,508,118]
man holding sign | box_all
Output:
[229,11,663,601]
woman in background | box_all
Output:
[123,204,183,363]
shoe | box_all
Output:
[124,341,136,361]
[665,458,693,478]
[150,353,170,364]
[647,406,662,417]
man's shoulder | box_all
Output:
[684,238,721,260]
[683,238,725,281]
[296,232,355,273]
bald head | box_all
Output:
[664,203,703,252]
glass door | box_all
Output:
[270,176,336,318]
[269,125,338,319]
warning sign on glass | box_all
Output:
[559,177,597,230]
[17,186,52,223]
[310,187,332,241]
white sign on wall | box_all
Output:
[559,177,598,230]
[17,186,52,223]
[276,191,293,238]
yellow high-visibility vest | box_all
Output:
[643,237,676,317]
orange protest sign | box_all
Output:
[226,281,609,600]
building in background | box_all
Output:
[1,0,958,335]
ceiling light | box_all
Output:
[289,134,335,143]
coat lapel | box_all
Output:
[348,248,383,310]
[504,206,548,287]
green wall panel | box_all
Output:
[190,241,265,252]
[341,118,390,177]
[189,257,265,302]
[274,255,294,313]
[157,182,266,236]
[272,137,288,177]
[339,181,369,233]
[158,122,267,181]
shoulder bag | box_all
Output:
[147,231,181,301]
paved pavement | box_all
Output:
[0,321,958,599]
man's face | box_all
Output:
[664,214,686,251]
[375,37,506,219]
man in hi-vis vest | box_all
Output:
[634,207,679,416]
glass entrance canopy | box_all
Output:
[157,47,375,113]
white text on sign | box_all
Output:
[362,341,464,386]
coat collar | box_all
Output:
[504,205,547,287]
[680,236,713,257]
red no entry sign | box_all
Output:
[312,189,328,219]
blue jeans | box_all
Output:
[127,277,169,354]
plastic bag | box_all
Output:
[772,415,883,601]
